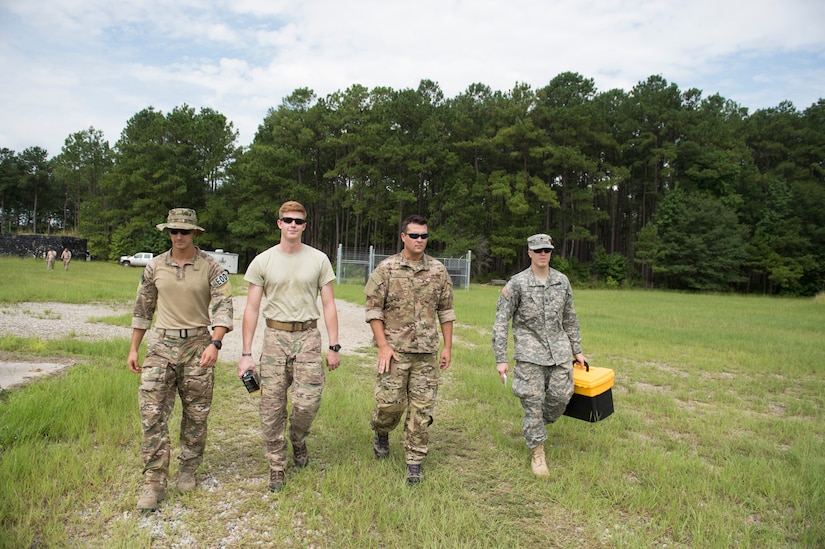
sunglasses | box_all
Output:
[532,248,553,254]
[405,233,429,240]
[280,217,307,225]
[168,229,192,235]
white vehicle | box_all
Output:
[119,252,154,267]
[203,249,239,274]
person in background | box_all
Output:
[46,248,57,270]
[491,233,587,477]
[60,248,72,270]
[364,214,455,484]
[127,208,233,511]
[238,200,340,493]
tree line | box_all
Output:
[1,73,823,295]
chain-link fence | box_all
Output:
[335,245,471,290]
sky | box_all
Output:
[2,0,824,158]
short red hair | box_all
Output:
[279,201,306,218]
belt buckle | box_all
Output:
[179,329,188,338]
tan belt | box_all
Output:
[155,327,209,338]
[265,319,317,332]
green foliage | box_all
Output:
[135,228,170,257]
[550,254,589,284]
[655,189,748,291]
[592,246,629,284]
[746,178,817,294]
[634,222,661,287]
[90,105,239,260]
[4,75,825,295]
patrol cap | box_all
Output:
[527,233,554,250]
[156,208,206,233]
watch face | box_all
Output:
[211,340,222,350]
[330,344,341,352]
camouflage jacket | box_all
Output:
[132,248,233,332]
[492,267,582,366]
[364,253,456,354]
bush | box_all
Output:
[593,247,629,286]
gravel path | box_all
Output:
[0,297,373,389]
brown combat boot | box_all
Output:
[293,441,308,468]
[136,481,166,511]
[373,433,389,459]
[269,469,285,492]
[177,469,197,492]
[531,444,550,477]
[406,463,423,485]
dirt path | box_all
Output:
[0,297,373,390]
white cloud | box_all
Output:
[1,0,823,156]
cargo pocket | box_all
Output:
[181,366,214,411]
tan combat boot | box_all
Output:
[269,469,285,492]
[137,481,166,511]
[293,441,308,468]
[177,469,197,492]
[531,444,550,477]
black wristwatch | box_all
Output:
[329,344,341,352]
[210,340,222,350]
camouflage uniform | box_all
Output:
[492,267,582,448]
[258,327,324,472]
[244,244,336,473]
[365,253,456,464]
[133,249,233,484]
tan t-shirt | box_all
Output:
[244,244,335,322]
[131,249,234,331]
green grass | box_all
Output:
[0,257,823,547]
[0,256,250,305]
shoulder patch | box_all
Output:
[213,271,229,287]
[501,287,510,298]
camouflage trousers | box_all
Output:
[259,327,324,472]
[138,329,214,483]
[370,352,440,464]
[511,360,574,448]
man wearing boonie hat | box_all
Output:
[127,208,234,511]
[491,233,587,477]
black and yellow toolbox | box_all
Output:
[563,362,615,422]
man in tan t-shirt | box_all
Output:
[127,208,233,511]
[60,248,72,270]
[238,200,340,493]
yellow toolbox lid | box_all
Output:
[572,366,615,397]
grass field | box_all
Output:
[0,257,823,548]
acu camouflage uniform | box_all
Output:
[365,252,456,464]
[132,249,233,484]
[492,267,582,448]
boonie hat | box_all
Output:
[156,208,205,232]
[527,233,554,250]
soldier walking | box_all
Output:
[237,200,340,493]
[60,248,72,270]
[45,249,57,269]
[365,214,455,484]
[492,234,587,477]
[127,208,233,511]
